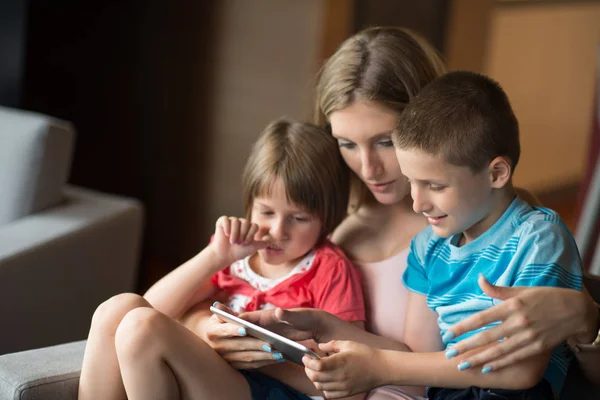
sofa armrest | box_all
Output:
[0,341,85,400]
[0,186,143,354]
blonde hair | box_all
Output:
[242,118,350,242]
[314,27,446,208]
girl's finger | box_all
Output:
[217,216,231,237]
[239,219,251,242]
[246,223,259,243]
[229,217,241,244]
[222,349,285,363]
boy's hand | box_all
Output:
[302,340,387,399]
[211,216,268,265]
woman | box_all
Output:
[241,27,599,398]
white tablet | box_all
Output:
[210,305,321,365]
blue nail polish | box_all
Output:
[481,366,493,374]
[273,352,283,360]
[262,344,272,352]
[445,348,458,359]
[238,327,247,336]
[442,331,455,344]
[458,361,471,371]
[212,301,220,307]
[277,357,286,363]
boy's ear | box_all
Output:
[488,156,511,189]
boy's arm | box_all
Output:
[377,344,550,390]
[402,292,550,389]
[304,294,550,398]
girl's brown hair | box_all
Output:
[242,118,350,242]
[314,27,446,208]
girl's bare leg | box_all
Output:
[115,307,252,400]
[78,293,151,400]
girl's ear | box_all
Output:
[488,156,511,189]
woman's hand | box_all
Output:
[190,302,285,369]
[241,307,337,343]
[302,340,387,399]
[445,275,599,372]
[210,216,268,266]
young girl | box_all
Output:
[78,118,366,400]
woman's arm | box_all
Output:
[242,307,410,351]
[443,276,600,384]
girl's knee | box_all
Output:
[90,293,149,332]
[114,307,166,358]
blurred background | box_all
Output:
[2,0,599,292]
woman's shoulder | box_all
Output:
[313,239,352,264]
[332,207,427,262]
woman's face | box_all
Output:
[329,100,410,205]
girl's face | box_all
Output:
[251,179,322,268]
[329,100,410,205]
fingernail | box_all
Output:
[442,331,455,344]
[277,357,286,363]
[445,348,458,359]
[458,361,471,371]
[212,301,220,307]
[262,344,272,352]
[273,352,283,360]
[238,327,247,336]
[481,366,493,374]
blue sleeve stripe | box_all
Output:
[516,267,582,288]
[519,264,582,280]
[515,272,582,289]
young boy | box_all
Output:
[297,71,582,399]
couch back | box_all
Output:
[0,106,74,226]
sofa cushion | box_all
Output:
[0,340,85,400]
[0,106,74,226]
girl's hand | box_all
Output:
[302,340,386,399]
[210,216,268,265]
[199,303,286,369]
[445,275,599,372]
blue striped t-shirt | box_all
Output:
[402,196,582,395]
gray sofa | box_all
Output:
[0,106,143,355]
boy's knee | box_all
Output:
[115,307,166,357]
[91,293,149,332]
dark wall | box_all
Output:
[22,1,220,287]
[0,0,27,107]
[354,0,450,53]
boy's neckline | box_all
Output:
[451,194,519,249]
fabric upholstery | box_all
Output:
[0,106,74,227]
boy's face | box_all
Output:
[251,179,322,269]
[395,148,496,243]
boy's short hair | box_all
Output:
[242,118,350,242]
[392,71,520,173]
